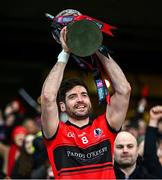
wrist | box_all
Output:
[57,50,70,64]
[149,119,158,127]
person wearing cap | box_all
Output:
[41,18,131,178]
[0,126,28,177]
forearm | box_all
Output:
[149,119,158,127]
[144,126,158,156]
[41,61,66,137]
[144,126,162,177]
[96,51,130,95]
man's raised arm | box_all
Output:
[96,51,131,131]
[41,27,70,138]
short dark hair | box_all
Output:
[57,78,89,103]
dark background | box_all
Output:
[1,0,162,111]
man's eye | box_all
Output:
[82,93,88,97]
[127,144,134,148]
[68,94,77,99]
[69,95,75,99]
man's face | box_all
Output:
[114,131,138,168]
[61,85,92,120]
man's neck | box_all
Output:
[68,118,89,127]
[120,163,136,178]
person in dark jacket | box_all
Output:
[144,105,162,178]
[114,131,155,179]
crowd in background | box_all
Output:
[0,96,162,179]
[0,99,54,179]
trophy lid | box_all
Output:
[56,9,82,17]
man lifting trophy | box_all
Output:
[41,9,131,179]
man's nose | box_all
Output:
[123,146,128,153]
[77,95,83,102]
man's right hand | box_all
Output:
[149,105,162,127]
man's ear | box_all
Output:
[59,102,66,112]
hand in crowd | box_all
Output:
[149,105,162,127]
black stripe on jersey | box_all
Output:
[58,163,113,176]
[53,140,112,171]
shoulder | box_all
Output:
[95,113,120,135]
[42,121,66,141]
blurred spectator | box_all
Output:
[157,118,162,135]
[137,97,147,114]
[0,126,28,177]
[124,120,139,139]
[137,139,145,157]
[31,131,50,179]
[121,119,130,131]
[23,117,39,135]
[4,99,25,116]
[124,97,147,143]
[33,131,48,167]
[138,119,147,138]
[3,99,26,144]
[144,105,162,178]
[11,134,35,179]
[4,99,25,124]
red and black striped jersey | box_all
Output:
[43,113,118,179]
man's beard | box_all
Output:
[117,160,136,169]
[65,104,92,120]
